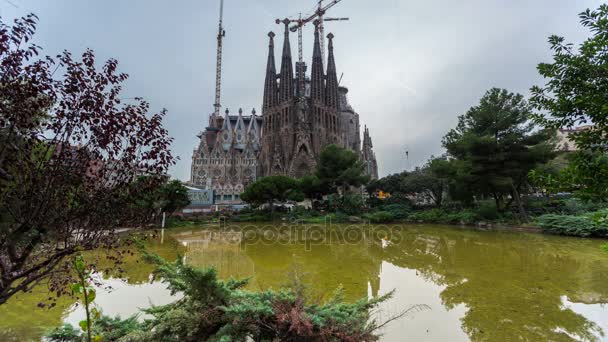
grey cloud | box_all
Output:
[1,0,599,178]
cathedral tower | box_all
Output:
[259,23,346,178]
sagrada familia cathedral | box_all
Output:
[190,21,378,203]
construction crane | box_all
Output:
[275,0,348,98]
[213,0,226,117]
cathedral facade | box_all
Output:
[190,108,262,203]
[190,21,378,202]
[258,21,379,179]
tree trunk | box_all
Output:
[493,193,502,212]
[511,182,529,223]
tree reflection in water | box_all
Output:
[171,224,608,341]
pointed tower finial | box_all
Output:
[263,31,278,111]
[325,32,339,109]
[310,20,325,103]
[278,19,294,103]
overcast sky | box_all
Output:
[0,0,601,179]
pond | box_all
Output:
[1,223,608,341]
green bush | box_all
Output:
[524,197,607,216]
[536,213,608,238]
[327,193,364,216]
[381,203,412,220]
[231,212,272,222]
[408,209,447,223]
[475,201,499,220]
[445,211,479,224]
[408,209,479,224]
[363,211,395,223]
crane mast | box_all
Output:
[276,0,348,98]
[213,0,226,117]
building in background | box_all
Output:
[189,21,379,208]
[189,108,262,205]
[258,22,378,179]
[556,125,593,152]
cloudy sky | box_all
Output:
[0,0,601,179]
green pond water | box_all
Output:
[1,223,608,341]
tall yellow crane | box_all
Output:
[213,0,226,117]
[275,0,349,98]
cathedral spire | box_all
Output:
[278,19,294,103]
[310,20,325,103]
[325,33,339,109]
[263,32,278,111]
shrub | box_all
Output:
[475,201,499,220]
[381,203,412,220]
[408,209,479,224]
[327,193,364,216]
[524,197,607,216]
[445,211,479,224]
[536,213,608,238]
[363,211,395,223]
[46,253,403,341]
[408,209,447,223]
[231,212,272,222]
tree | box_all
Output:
[530,5,608,152]
[531,5,608,201]
[129,177,190,222]
[240,176,303,213]
[367,171,407,196]
[297,175,324,209]
[558,150,608,202]
[443,88,556,219]
[0,15,174,304]
[316,144,369,194]
[400,169,444,207]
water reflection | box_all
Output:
[160,225,608,341]
[0,224,607,341]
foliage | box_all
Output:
[408,209,479,225]
[240,176,303,211]
[327,192,365,215]
[399,168,444,207]
[298,175,325,201]
[442,88,556,219]
[528,168,562,197]
[530,4,608,152]
[535,213,608,238]
[47,324,82,342]
[128,177,191,222]
[71,255,101,342]
[524,196,607,217]
[316,144,369,194]
[558,150,608,202]
[230,212,272,222]
[530,4,608,202]
[367,157,448,208]
[60,251,403,341]
[0,15,174,304]
[47,315,143,342]
[366,171,406,196]
[380,203,412,220]
[475,201,500,220]
[362,211,395,223]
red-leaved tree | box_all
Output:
[0,14,175,304]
